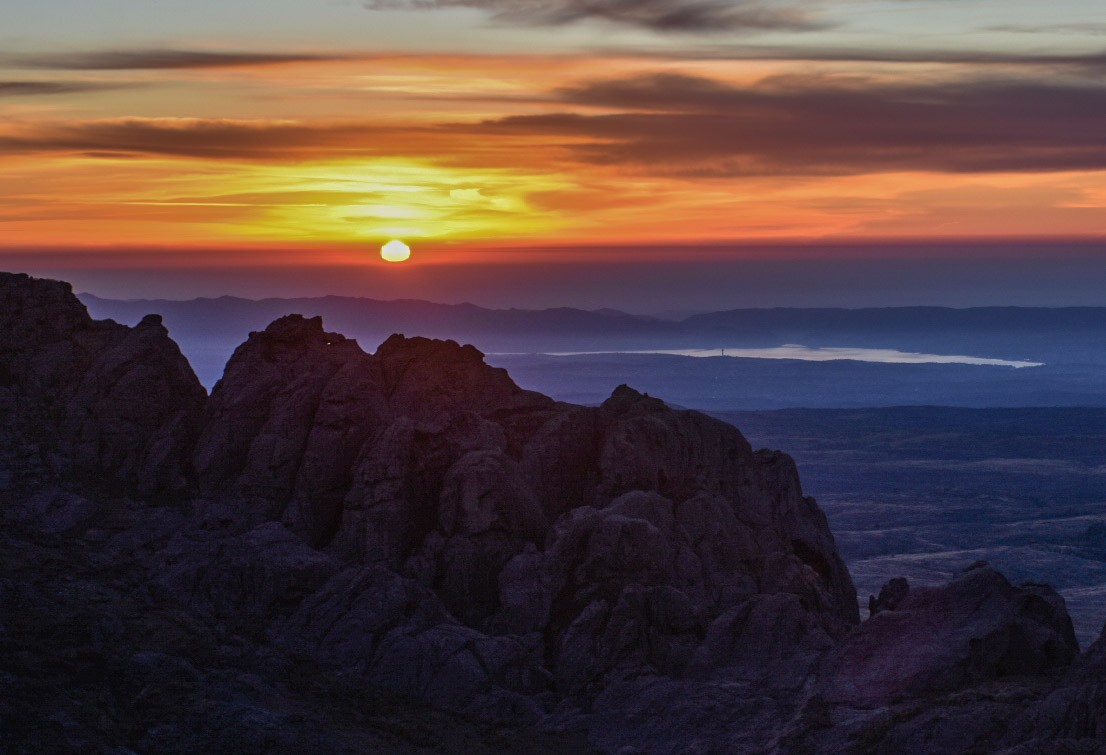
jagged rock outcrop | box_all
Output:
[192,315,386,536]
[184,305,859,698]
[2,271,1101,754]
[0,273,204,495]
[192,317,553,548]
[820,563,1077,707]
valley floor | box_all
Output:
[721,407,1106,646]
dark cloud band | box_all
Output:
[367,0,817,33]
[4,73,1105,178]
[0,81,124,96]
[473,72,1106,176]
[2,50,345,71]
[0,120,382,160]
[597,44,1106,69]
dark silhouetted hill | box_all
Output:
[0,272,1101,753]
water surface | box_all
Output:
[540,345,1043,369]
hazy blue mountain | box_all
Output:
[79,293,672,345]
[80,294,1106,406]
[81,293,1106,361]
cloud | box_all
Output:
[139,190,386,207]
[986,23,1106,36]
[368,0,818,33]
[6,73,1106,179]
[0,118,477,163]
[471,72,1106,176]
[0,119,382,160]
[596,44,1106,69]
[0,81,126,97]
[3,50,345,71]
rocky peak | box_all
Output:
[0,272,124,396]
[373,332,551,424]
[265,313,325,339]
[0,272,98,346]
[600,383,667,415]
[193,313,382,526]
[258,314,347,346]
[228,314,358,365]
[0,272,204,494]
[375,332,485,364]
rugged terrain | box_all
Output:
[3,271,1105,753]
[723,407,1106,649]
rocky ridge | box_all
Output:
[0,271,1102,753]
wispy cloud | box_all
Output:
[986,23,1106,36]
[368,0,819,33]
[471,72,1106,176]
[6,71,1106,180]
[595,44,1106,69]
[0,118,396,160]
[0,81,128,97]
[0,117,519,167]
[2,50,347,71]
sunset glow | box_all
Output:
[381,239,412,262]
[2,0,1106,299]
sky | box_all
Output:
[3,0,1106,308]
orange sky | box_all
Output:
[3,2,1106,275]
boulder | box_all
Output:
[819,563,1078,706]
[869,576,910,616]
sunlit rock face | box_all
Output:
[3,271,1095,753]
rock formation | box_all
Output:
[823,564,1077,706]
[184,304,859,706]
[1,271,1103,753]
[0,273,204,495]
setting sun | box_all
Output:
[381,239,412,263]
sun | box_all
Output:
[380,239,411,263]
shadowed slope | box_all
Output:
[4,271,1100,753]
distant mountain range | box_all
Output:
[80,293,1106,354]
[79,293,669,343]
[79,293,1106,406]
